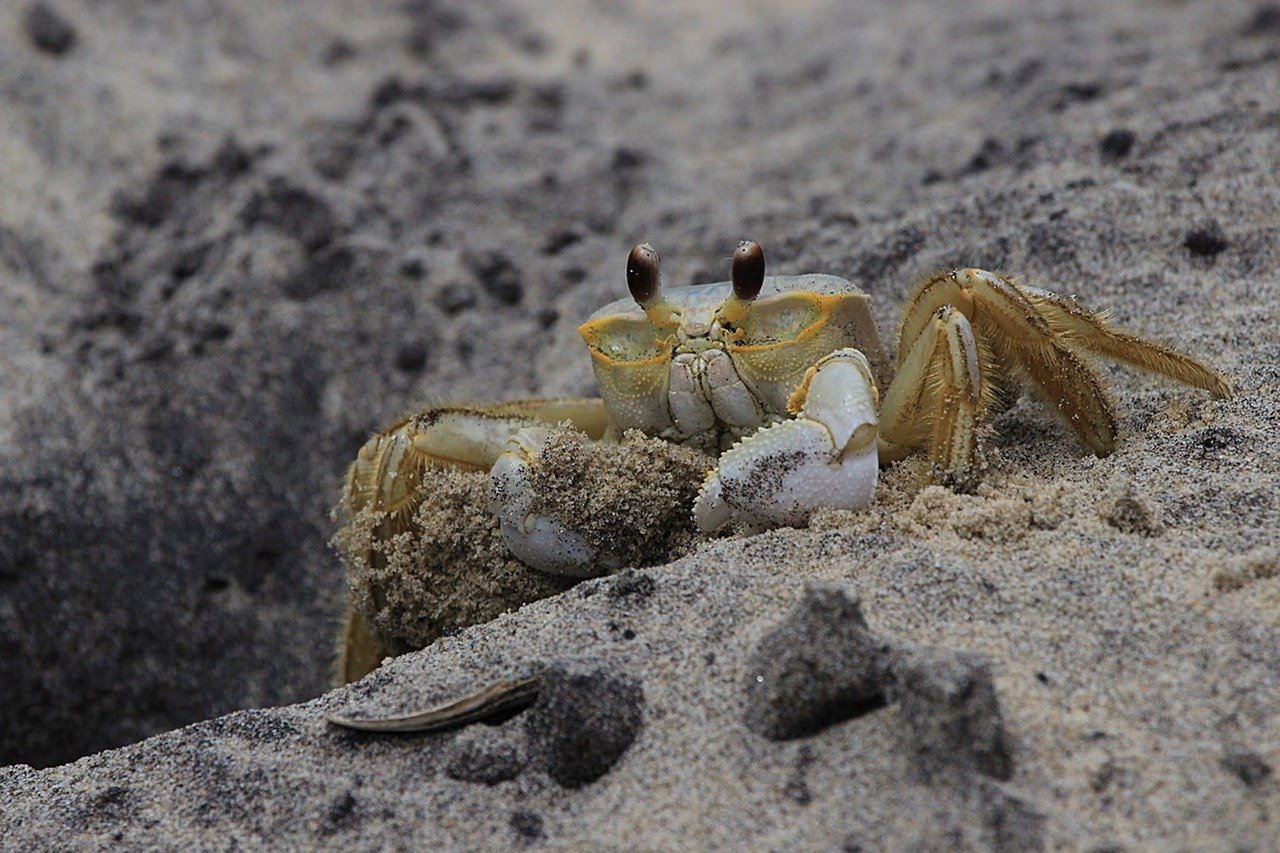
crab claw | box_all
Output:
[694,348,880,533]
[487,427,624,578]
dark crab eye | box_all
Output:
[626,243,661,306]
[732,240,765,302]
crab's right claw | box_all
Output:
[487,428,624,578]
[694,348,880,534]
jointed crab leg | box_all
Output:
[884,267,1231,481]
[344,399,614,521]
[879,304,988,482]
[880,298,962,458]
[344,399,618,520]
[894,271,968,368]
[1020,286,1232,399]
[930,308,985,479]
[878,307,945,462]
[963,270,1120,456]
[993,326,1118,455]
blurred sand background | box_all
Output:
[1,0,1278,847]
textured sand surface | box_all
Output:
[1,0,1278,847]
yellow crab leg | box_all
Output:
[895,271,969,369]
[878,310,945,461]
[1000,333,1117,456]
[339,609,389,686]
[1020,286,1232,399]
[343,399,613,518]
[964,270,1119,455]
[929,308,985,482]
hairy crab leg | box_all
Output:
[878,309,946,462]
[887,267,1230,482]
[1020,286,1232,399]
[895,271,969,369]
[343,398,614,523]
[880,304,991,482]
[929,308,985,483]
[962,270,1119,455]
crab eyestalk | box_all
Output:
[720,240,765,325]
[627,243,681,330]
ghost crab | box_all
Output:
[338,240,1230,679]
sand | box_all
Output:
[1,0,1278,848]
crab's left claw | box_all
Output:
[694,348,880,534]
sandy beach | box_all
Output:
[1,0,1277,847]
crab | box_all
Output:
[338,240,1230,679]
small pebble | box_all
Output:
[890,647,1013,781]
[509,810,544,842]
[399,249,428,279]
[25,2,76,55]
[525,659,644,788]
[1099,482,1164,536]
[393,342,427,373]
[1099,128,1135,159]
[465,249,524,305]
[743,584,892,740]
[1183,221,1228,258]
[1222,750,1273,787]
[435,282,477,315]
